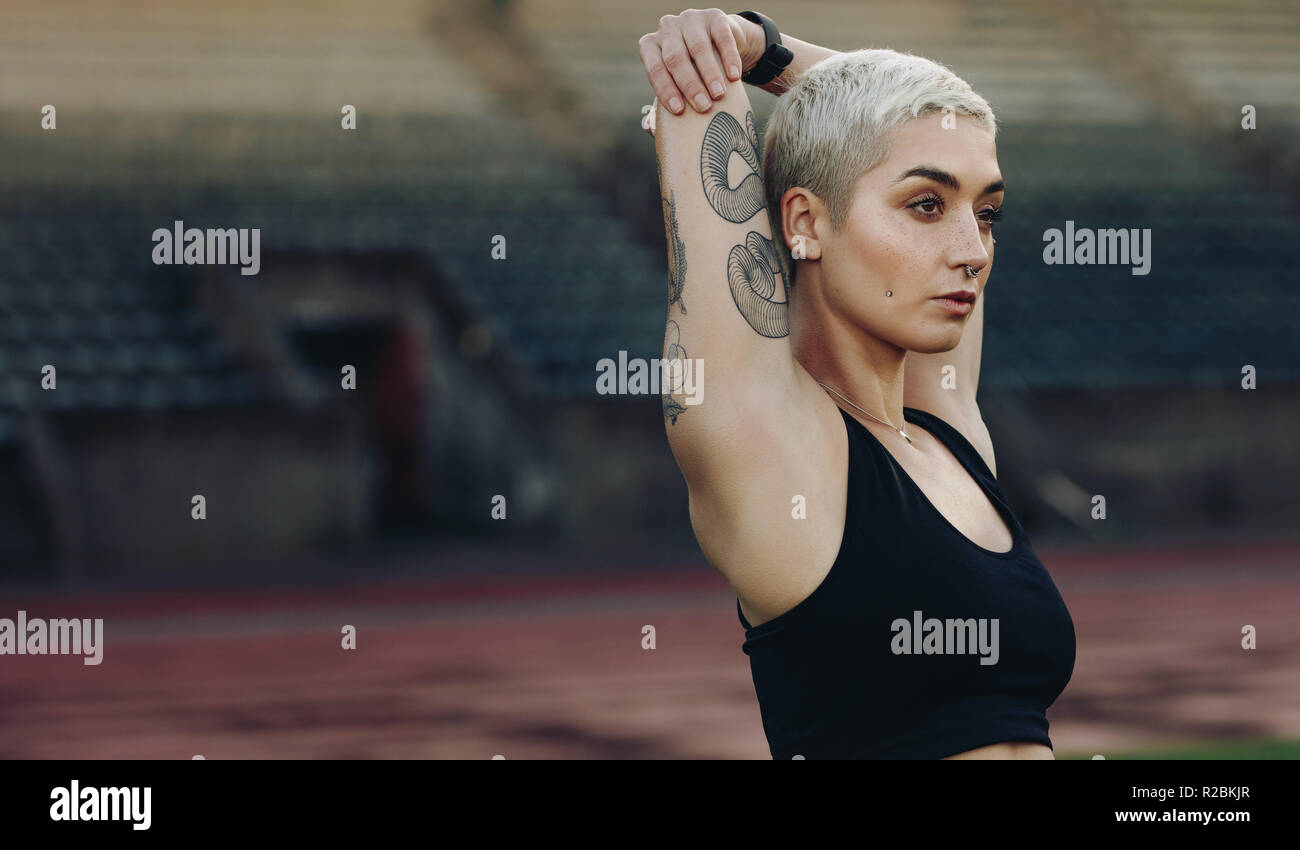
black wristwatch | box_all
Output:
[736,10,793,86]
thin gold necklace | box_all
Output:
[817,381,913,444]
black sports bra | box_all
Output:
[737,405,1076,759]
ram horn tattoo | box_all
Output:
[700,109,789,337]
[700,110,764,224]
[728,230,789,338]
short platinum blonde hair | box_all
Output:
[762,48,998,287]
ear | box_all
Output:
[780,187,824,261]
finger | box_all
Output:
[639,36,685,114]
[681,17,728,104]
[661,36,710,114]
[710,13,743,81]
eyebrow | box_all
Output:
[894,165,1005,196]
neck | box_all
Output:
[791,278,908,430]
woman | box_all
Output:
[639,9,1075,759]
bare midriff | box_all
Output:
[942,742,1055,760]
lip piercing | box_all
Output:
[885,290,892,296]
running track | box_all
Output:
[1,540,1297,758]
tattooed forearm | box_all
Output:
[661,319,689,425]
[662,190,687,314]
[700,109,789,338]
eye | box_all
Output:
[909,193,1004,229]
[908,193,944,217]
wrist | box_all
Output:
[730,14,766,73]
[734,11,795,87]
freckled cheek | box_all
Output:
[862,227,929,282]
[851,214,913,274]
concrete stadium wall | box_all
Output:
[44,404,368,580]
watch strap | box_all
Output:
[736,11,793,86]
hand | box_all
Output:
[638,9,758,119]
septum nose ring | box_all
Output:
[964,265,978,279]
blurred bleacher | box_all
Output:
[0,0,681,573]
[1103,0,1300,131]
[0,0,667,431]
[5,0,1297,406]
[1,0,1297,574]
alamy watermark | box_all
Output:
[891,610,999,665]
[50,781,150,830]
[0,611,103,665]
[595,350,703,405]
[152,220,260,275]
[1043,220,1151,275]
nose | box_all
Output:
[948,210,991,277]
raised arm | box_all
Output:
[638,10,810,500]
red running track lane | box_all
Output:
[1,541,1297,758]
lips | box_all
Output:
[933,296,973,316]
[934,290,976,302]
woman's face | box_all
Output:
[817,112,1002,354]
